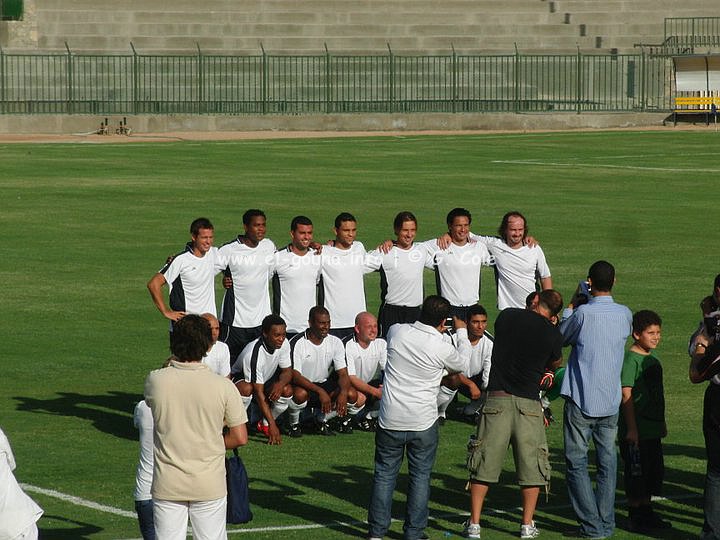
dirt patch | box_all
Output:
[0,124,710,144]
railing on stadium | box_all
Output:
[0,43,675,115]
[635,17,720,57]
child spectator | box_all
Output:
[618,310,672,533]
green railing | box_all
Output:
[664,17,720,53]
[0,46,674,114]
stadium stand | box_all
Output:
[0,0,716,55]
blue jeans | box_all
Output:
[563,400,618,539]
[135,499,156,540]
[367,422,439,539]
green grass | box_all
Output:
[1,130,718,539]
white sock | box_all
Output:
[437,385,457,418]
[318,410,338,423]
[241,394,253,411]
[287,399,307,425]
[347,402,362,417]
[271,396,291,419]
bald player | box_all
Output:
[344,312,388,431]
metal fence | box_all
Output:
[0,47,674,114]
[664,17,720,52]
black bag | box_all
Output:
[225,448,252,524]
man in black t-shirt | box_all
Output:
[462,289,563,540]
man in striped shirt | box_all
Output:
[559,260,632,539]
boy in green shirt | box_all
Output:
[619,310,672,533]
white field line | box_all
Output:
[24,481,702,538]
[492,159,720,173]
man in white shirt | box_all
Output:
[0,428,43,540]
[231,314,294,445]
[272,216,322,338]
[218,209,276,361]
[367,295,470,540]
[288,306,356,436]
[370,211,434,337]
[437,304,494,421]
[320,212,377,339]
[470,211,552,310]
[425,208,493,321]
[201,313,231,377]
[343,312,387,431]
[147,217,223,324]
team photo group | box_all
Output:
[138,207,718,540]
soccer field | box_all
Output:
[2,129,718,539]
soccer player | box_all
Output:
[272,216,322,338]
[147,217,223,322]
[201,313,231,377]
[469,211,552,310]
[424,208,493,320]
[218,209,277,362]
[344,312,387,430]
[320,212,377,339]
[436,304,494,422]
[369,211,434,337]
[231,314,293,445]
[287,306,356,436]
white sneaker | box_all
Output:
[462,519,481,538]
[520,520,539,538]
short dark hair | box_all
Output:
[633,310,662,334]
[243,209,265,225]
[393,211,417,232]
[334,212,356,229]
[291,215,313,231]
[525,291,539,309]
[419,295,451,327]
[262,314,286,334]
[498,211,527,242]
[537,289,564,317]
[170,314,212,362]
[466,304,487,320]
[588,260,615,292]
[714,273,720,290]
[190,217,213,236]
[446,207,472,226]
[309,305,330,321]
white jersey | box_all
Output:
[203,340,231,377]
[233,337,291,385]
[320,241,377,328]
[424,240,493,306]
[133,400,154,501]
[290,332,347,383]
[471,234,551,310]
[454,332,494,388]
[344,335,388,382]
[272,246,322,333]
[369,243,433,307]
[160,245,222,317]
[218,237,276,328]
[380,323,471,431]
[0,428,43,539]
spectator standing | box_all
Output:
[559,260,632,539]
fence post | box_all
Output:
[387,43,394,113]
[65,42,73,114]
[0,47,5,114]
[196,43,203,114]
[639,47,646,111]
[261,43,267,114]
[451,43,457,113]
[131,42,139,114]
[576,46,582,114]
[324,42,331,114]
[514,43,520,113]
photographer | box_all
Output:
[689,274,720,540]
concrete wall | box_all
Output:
[0,112,670,135]
[0,0,716,55]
